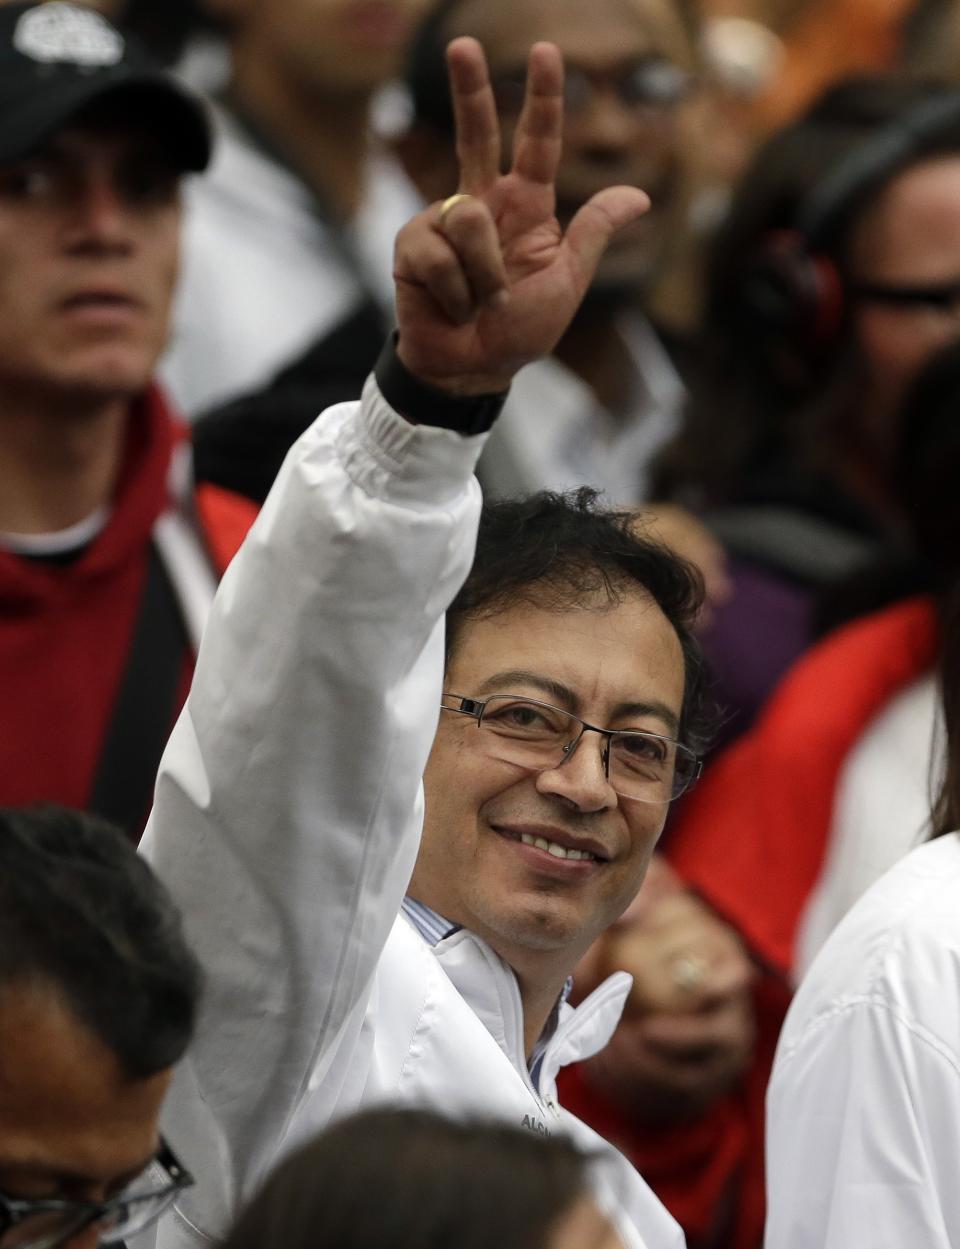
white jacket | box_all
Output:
[766,834,960,1249]
[141,377,684,1249]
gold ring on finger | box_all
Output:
[671,954,708,992]
[437,192,476,230]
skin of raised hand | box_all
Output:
[393,37,650,394]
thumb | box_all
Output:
[563,185,651,289]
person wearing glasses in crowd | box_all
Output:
[653,76,960,745]
[143,34,703,1249]
[0,805,198,1249]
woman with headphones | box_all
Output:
[654,76,960,747]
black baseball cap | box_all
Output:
[0,1,211,170]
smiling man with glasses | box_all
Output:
[143,35,704,1249]
[0,806,199,1249]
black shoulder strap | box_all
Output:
[89,542,190,839]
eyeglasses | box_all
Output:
[490,59,694,118]
[442,693,701,804]
[851,278,960,318]
[0,1140,192,1249]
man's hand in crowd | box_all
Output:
[393,38,650,396]
[574,857,757,1125]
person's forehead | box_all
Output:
[849,154,960,274]
[0,986,169,1186]
[447,593,685,718]
[445,0,694,70]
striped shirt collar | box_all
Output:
[401,896,461,946]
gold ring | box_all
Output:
[438,192,476,229]
[671,954,708,992]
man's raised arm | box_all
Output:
[142,37,648,1248]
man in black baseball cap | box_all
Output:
[0,0,210,168]
[0,3,256,845]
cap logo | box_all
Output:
[13,3,124,67]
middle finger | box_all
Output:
[510,41,564,188]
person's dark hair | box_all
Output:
[405,0,701,138]
[446,488,711,753]
[814,333,960,632]
[223,1108,594,1249]
[655,76,960,505]
[932,585,960,839]
[894,341,960,841]
[0,804,200,1079]
[894,340,960,587]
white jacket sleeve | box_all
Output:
[140,375,485,1245]
[765,998,960,1249]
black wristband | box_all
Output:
[374,333,508,436]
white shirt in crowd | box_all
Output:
[766,833,960,1249]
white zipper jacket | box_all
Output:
[141,377,685,1249]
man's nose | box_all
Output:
[534,732,618,813]
[66,172,133,253]
[567,87,643,158]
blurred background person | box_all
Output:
[652,0,960,344]
[0,0,255,837]
[223,1108,625,1249]
[0,805,199,1249]
[160,0,429,421]
[653,76,960,745]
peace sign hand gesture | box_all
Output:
[393,38,651,396]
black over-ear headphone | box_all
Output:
[738,92,960,366]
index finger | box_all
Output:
[446,36,502,195]
[510,41,564,187]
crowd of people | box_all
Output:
[3,1,960,1248]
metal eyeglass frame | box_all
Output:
[0,1139,193,1249]
[441,692,702,803]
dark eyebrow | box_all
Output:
[610,701,680,737]
[475,671,578,709]
[473,671,681,736]
[0,1146,157,1194]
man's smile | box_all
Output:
[491,822,612,873]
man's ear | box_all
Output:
[391,127,461,207]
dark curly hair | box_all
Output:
[446,488,712,752]
[0,804,200,1079]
